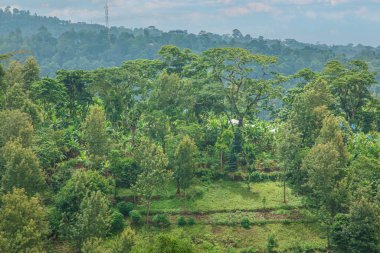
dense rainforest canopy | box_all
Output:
[0,7,379,253]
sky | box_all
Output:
[2,0,380,46]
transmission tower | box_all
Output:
[104,0,109,29]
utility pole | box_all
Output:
[104,0,109,29]
[104,0,110,40]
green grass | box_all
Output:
[164,209,304,226]
[119,180,325,252]
[131,180,303,213]
[134,223,326,252]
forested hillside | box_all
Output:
[0,6,380,253]
[0,43,379,252]
[1,6,380,93]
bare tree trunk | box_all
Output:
[146,201,151,225]
[220,151,224,171]
[247,172,251,190]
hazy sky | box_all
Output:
[3,0,380,46]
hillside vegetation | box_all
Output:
[0,9,379,253]
[1,6,380,92]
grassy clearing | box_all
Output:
[134,223,326,252]
[130,180,303,213]
[165,209,305,225]
[119,180,325,252]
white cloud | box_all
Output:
[222,2,281,16]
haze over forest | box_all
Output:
[0,1,379,253]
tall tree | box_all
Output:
[56,70,92,121]
[83,105,109,159]
[199,48,280,127]
[0,188,49,253]
[331,200,380,253]
[55,170,112,235]
[30,77,68,119]
[323,60,376,125]
[158,45,195,75]
[1,140,46,195]
[289,77,334,146]
[132,139,172,223]
[22,56,40,89]
[301,115,350,248]
[3,82,42,124]
[0,109,34,148]
[4,60,23,87]
[72,191,111,249]
[174,135,197,195]
[276,123,302,203]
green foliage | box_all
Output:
[55,169,112,221]
[72,191,111,248]
[81,237,107,253]
[266,234,279,253]
[276,123,302,189]
[347,155,380,200]
[177,216,187,226]
[30,77,67,115]
[301,142,347,215]
[0,109,33,148]
[47,206,61,237]
[0,28,379,253]
[109,228,136,253]
[239,247,256,253]
[1,140,46,195]
[132,139,172,223]
[22,56,40,89]
[117,201,134,216]
[240,218,251,229]
[0,188,49,253]
[110,209,125,234]
[186,186,205,200]
[110,151,140,188]
[152,234,194,253]
[174,135,197,194]
[129,210,142,225]
[250,172,281,183]
[331,200,380,253]
[33,127,66,171]
[187,217,196,226]
[288,77,334,146]
[323,60,376,124]
[152,214,171,228]
[200,48,279,126]
[83,105,109,159]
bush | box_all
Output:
[129,210,142,225]
[177,216,187,226]
[251,171,281,183]
[188,217,196,226]
[152,214,170,228]
[110,209,124,234]
[239,247,256,253]
[110,152,140,188]
[47,207,60,236]
[117,201,134,216]
[266,233,279,253]
[241,218,251,229]
[81,237,106,253]
[110,227,136,253]
[154,234,194,253]
[187,186,205,200]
